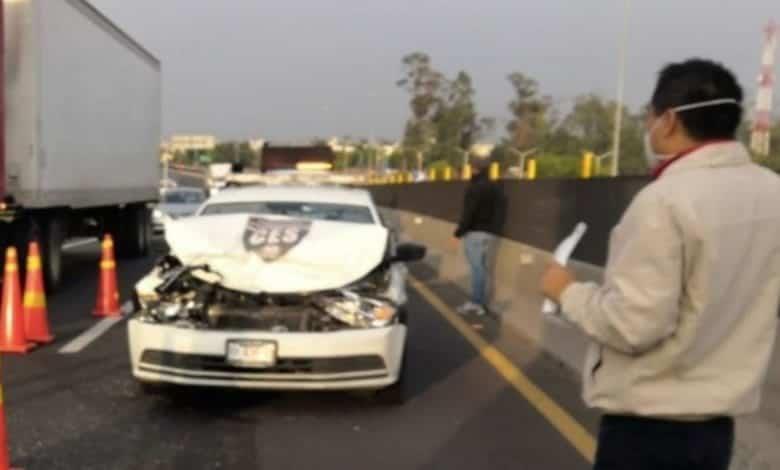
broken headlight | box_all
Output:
[346,264,407,306]
[318,291,398,328]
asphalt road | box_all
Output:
[0,172,599,469]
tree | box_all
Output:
[506,72,551,151]
[212,141,256,167]
[429,71,489,166]
[396,52,445,169]
[560,94,614,152]
[396,53,493,170]
[762,117,780,171]
[555,94,645,175]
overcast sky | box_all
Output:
[91,0,778,142]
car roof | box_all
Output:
[205,185,374,207]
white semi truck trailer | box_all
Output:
[0,0,161,290]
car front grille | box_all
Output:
[139,350,386,376]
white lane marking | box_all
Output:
[63,238,98,250]
[58,305,129,354]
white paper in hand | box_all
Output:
[543,222,588,321]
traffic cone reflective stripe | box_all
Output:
[93,235,121,317]
[23,242,54,344]
[23,293,45,309]
[0,248,33,354]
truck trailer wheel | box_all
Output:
[113,205,150,259]
[40,216,65,291]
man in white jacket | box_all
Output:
[542,58,780,469]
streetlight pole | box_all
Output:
[508,147,538,179]
[611,0,632,177]
[594,151,612,176]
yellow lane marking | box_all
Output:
[409,276,597,463]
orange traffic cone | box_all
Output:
[93,235,120,317]
[0,248,33,354]
[23,242,53,344]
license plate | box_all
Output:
[226,340,277,368]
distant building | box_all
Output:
[470,143,495,158]
[248,139,266,152]
[327,137,400,158]
[327,137,356,154]
[379,143,399,157]
[164,135,217,154]
[260,143,336,173]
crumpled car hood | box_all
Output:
[164,214,389,294]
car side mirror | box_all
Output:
[391,243,426,263]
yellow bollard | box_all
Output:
[428,168,437,181]
[462,164,472,181]
[444,166,453,181]
[406,172,414,184]
[581,152,594,179]
[526,159,537,180]
[489,162,500,181]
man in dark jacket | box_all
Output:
[454,157,502,316]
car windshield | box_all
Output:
[200,201,375,224]
[163,191,205,204]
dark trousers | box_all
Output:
[593,414,734,470]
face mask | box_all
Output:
[643,120,667,169]
[642,98,741,172]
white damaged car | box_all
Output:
[128,186,425,403]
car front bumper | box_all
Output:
[127,318,406,390]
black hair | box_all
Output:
[651,58,743,140]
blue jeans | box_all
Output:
[463,232,493,306]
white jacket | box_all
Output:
[561,142,780,418]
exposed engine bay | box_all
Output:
[134,255,407,333]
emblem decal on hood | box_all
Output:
[243,217,312,262]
